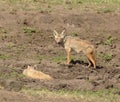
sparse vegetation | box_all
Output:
[0,0,119,12]
[100,52,113,62]
[1,34,8,40]
[0,28,8,40]
[51,54,83,64]
[97,7,115,13]
[104,35,114,46]
[0,54,9,60]
[16,45,24,54]
[52,55,66,63]
[103,8,114,13]
[72,32,78,36]
[7,43,15,49]
[21,88,120,102]
[2,0,120,4]
[0,28,7,34]
[0,71,24,79]
[22,26,39,35]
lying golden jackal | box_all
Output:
[23,66,53,80]
[53,30,96,69]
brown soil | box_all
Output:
[0,2,120,102]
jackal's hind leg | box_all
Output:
[86,53,96,69]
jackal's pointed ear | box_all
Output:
[53,30,58,36]
[61,30,66,37]
[27,65,34,70]
[27,65,31,69]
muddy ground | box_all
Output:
[0,1,120,102]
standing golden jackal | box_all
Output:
[23,66,53,80]
[53,30,96,69]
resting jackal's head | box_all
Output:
[23,65,34,75]
[53,30,66,45]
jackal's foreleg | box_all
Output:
[66,49,71,64]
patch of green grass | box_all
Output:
[21,88,120,102]
[52,55,66,63]
[66,0,120,5]
[47,0,64,5]
[0,71,24,79]
[0,54,9,60]
[103,8,114,13]
[1,0,120,13]
[72,32,78,37]
[0,28,8,40]
[51,54,84,64]
[97,8,115,13]
[104,35,114,46]
[0,28,7,34]
[4,0,37,4]
[15,45,24,54]
[22,26,40,35]
[1,34,8,40]
[2,0,120,5]
[7,43,14,49]
[99,52,113,62]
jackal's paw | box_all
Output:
[87,63,92,68]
